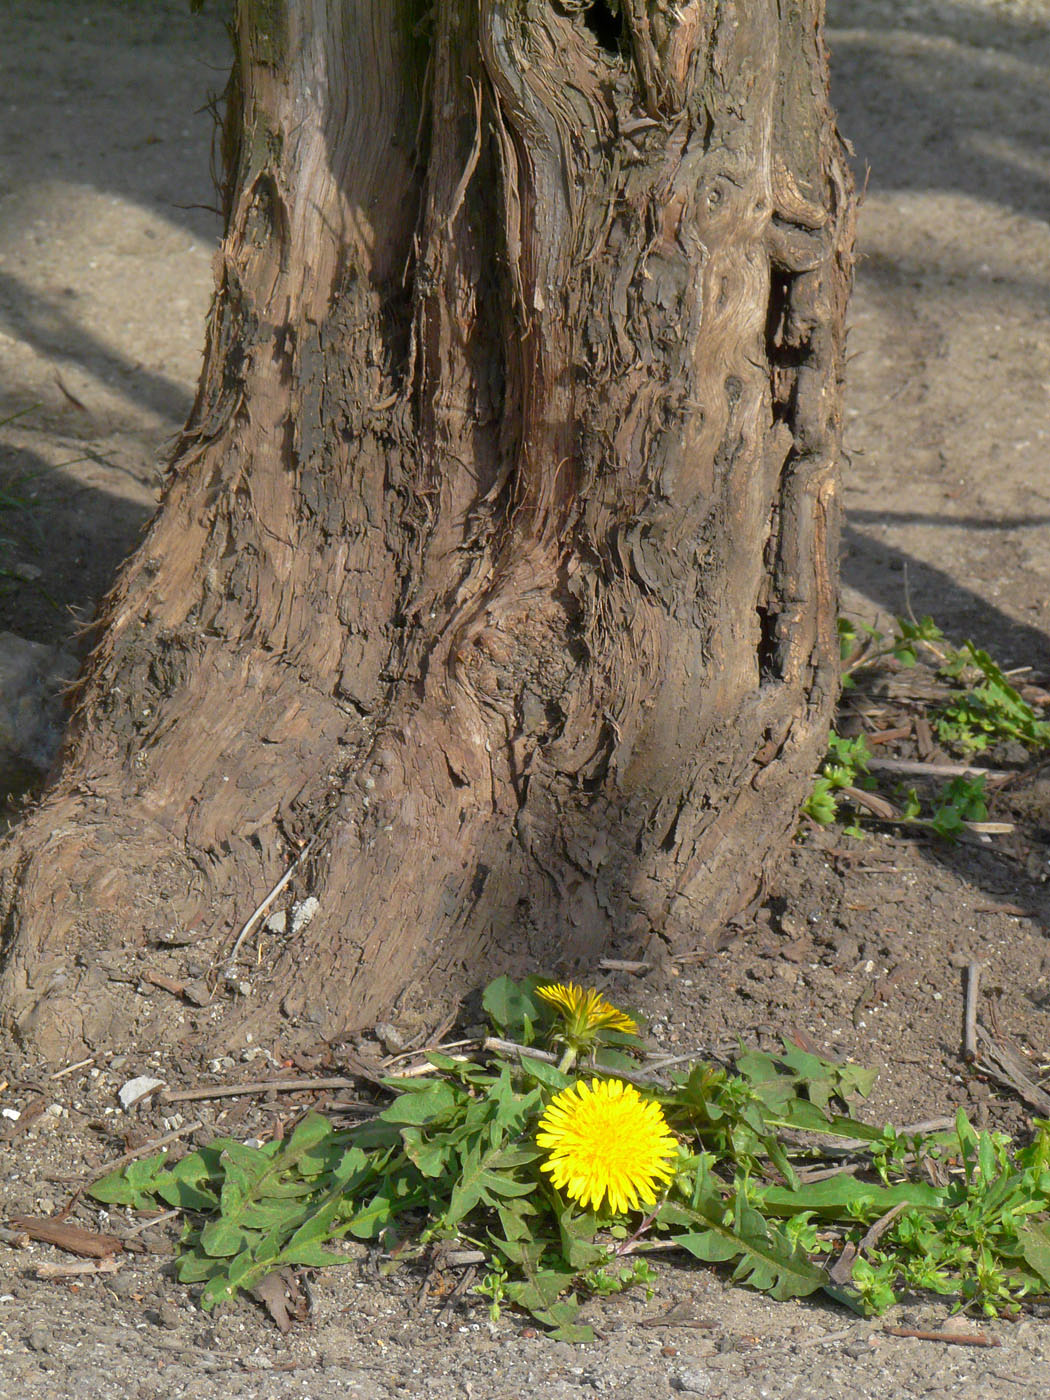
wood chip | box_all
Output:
[866,724,912,746]
[840,785,897,820]
[35,1257,123,1279]
[9,1217,123,1258]
[914,714,935,758]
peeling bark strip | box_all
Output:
[0,1,854,1060]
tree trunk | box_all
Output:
[0,0,853,1061]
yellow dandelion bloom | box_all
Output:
[536,1078,677,1215]
[536,982,638,1036]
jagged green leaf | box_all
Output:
[199,1216,254,1258]
[517,1055,571,1091]
[673,1197,827,1301]
[1019,1223,1050,1287]
[757,1175,945,1219]
[156,1150,223,1210]
[378,1079,459,1127]
[482,975,546,1041]
[400,1126,453,1178]
[88,1152,168,1207]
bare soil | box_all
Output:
[1,1,1049,1396]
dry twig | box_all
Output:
[50,1057,95,1080]
[866,756,1009,781]
[161,1078,368,1105]
[963,962,982,1063]
[225,832,323,968]
[89,1120,205,1179]
[34,1258,123,1279]
[974,1026,1050,1116]
[882,1324,999,1348]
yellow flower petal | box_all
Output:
[535,982,638,1036]
[536,1077,676,1215]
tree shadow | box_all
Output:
[0,0,229,242]
[0,0,226,440]
[828,0,1050,219]
[0,442,157,643]
[842,522,1050,928]
[0,272,195,428]
[824,1,1050,930]
[843,522,1050,665]
[849,511,1050,531]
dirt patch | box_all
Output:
[1,1,1050,1397]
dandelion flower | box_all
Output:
[536,982,638,1037]
[536,1078,677,1215]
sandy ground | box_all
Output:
[1,1,1050,1396]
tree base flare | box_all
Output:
[0,0,854,1062]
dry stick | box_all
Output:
[384,1057,473,1080]
[841,785,897,820]
[160,1078,366,1105]
[122,1208,180,1238]
[642,1049,729,1073]
[895,1116,958,1136]
[50,1057,95,1080]
[797,1162,862,1184]
[437,1263,478,1325]
[799,1117,956,1160]
[974,1026,1050,1116]
[797,1327,862,1349]
[443,1248,486,1267]
[323,1099,377,1114]
[858,1201,907,1253]
[598,958,652,973]
[882,1325,1000,1349]
[865,757,1009,781]
[89,1120,204,1179]
[482,1037,558,1065]
[857,810,1013,836]
[35,1258,123,1280]
[11,1218,122,1257]
[865,724,913,746]
[393,1010,460,1060]
[225,832,322,968]
[963,962,982,1063]
[827,1243,859,1287]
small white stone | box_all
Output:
[118,1076,165,1110]
[290,896,320,935]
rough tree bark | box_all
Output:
[0,0,853,1061]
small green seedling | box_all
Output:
[806,615,1049,838]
